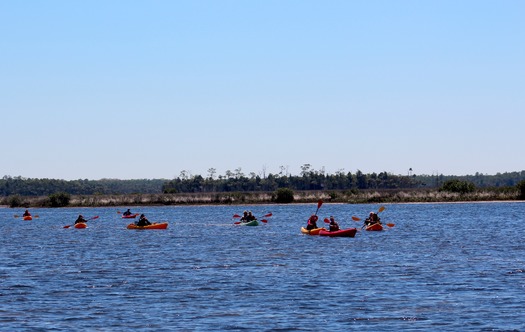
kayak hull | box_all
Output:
[122,213,139,219]
[301,227,324,235]
[74,222,87,229]
[23,216,33,221]
[238,220,259,226]
[365,223,383,231]
[319,228,357,237]
[127,222,168,230]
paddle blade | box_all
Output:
[317,199,323,209]
[323,218,330,224]
[386,223,395,227]
[117,211,121,214]
[261,219,268,223]
[89,216,99,221]
[34,215,39,218]
[378,206,386,213]
[13,215,19,218]
[263,213,273,217]
[234,221,241,225]
[352,216,361,221]
[63,225,71,229]
[233,214,241,218]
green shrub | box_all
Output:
[440,179,476,194]
[274,188,295,203]
[517,180,525,200]
[8,195,23,208]
[49,192,71,207]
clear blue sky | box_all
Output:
[1,1,523,180]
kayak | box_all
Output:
[365,223,383,231]
[237,220,259,226]
[122,213,139,219]
[301,227,324,235]
[23,216,33,221]
[127,222,168,230]
[319,228,357,237]
[74,222,87,229]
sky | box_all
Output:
[1,0,524,180]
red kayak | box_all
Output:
[74,222,87,229]
[365,223,383,231]
[122,213,139,219]
[319,228,357,237]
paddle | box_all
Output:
[234,212,272,224]
[314,199,323,216]
[14,214,39,218]
[64,216,99,228]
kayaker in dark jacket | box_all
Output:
[240,211,249,222]
[365,212,381,226]
[306,215,319,230]
[247,211,257,221]
[123,209,132,216]
[137,214,152,226]
[75,215,87,224]
[328,216,340,232]
[23,209,31,217]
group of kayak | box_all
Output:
[16,202,392,234]
[300,201,392,238]
[14,208,168,229]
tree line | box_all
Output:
[0,176,165,196]
[161,168,525,193]
[1,169,524,197]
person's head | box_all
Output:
[311,215,318,222]
[243,211,248,215]
[79,215,83,218]
[330,216,335,222]
[140,214,145,218]
[248,211,253,216]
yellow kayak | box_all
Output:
[301,227,324,235]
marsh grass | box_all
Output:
[1,188,521,208]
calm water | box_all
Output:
[1,202,524,331]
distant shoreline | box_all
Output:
[1,188,522,208]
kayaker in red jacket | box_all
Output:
[306,215,319,230]
[329,216,340,232]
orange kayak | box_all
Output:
[74,222,87,229]
[23,216,33,221]
[365,223,383,231]
[127,222,168,230]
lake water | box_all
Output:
[1,202,524,331]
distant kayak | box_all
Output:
[365,223,383,231]
[300,227,323,235]
[122,213,139,219]
[74,222,87,229]
[319,228,357,237]
[23,216,33,221]
[237,220,259,226]
[127,222,168,230]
